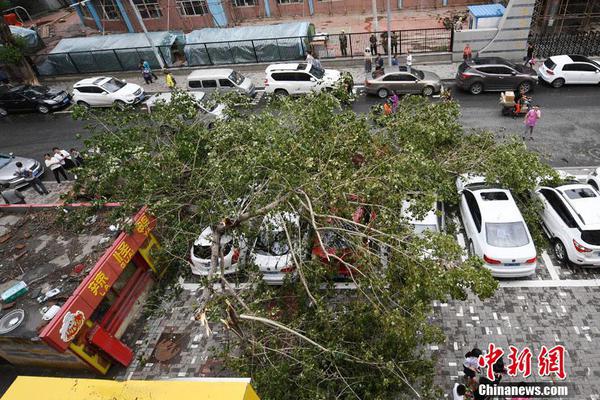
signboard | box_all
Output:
[40,207,157,352]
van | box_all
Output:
[186,69,256,97]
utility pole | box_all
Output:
[126,0,165,69]
[371,0,379,33]
[386,0,391,66]
[0,16,38,84]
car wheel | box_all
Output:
[588,180,599,191]
[114,100,126,110]
[551,78,565,88]
[517,81,532,94]
[421,86,434,96]
[377,88,389,98]
[469,82,483,95]
[274,89,288,96]
[76,101,90,109]
[553,239,568,264]
[0,107,7,117]
[37,104,50,114]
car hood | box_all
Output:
[240,77,254,91]
[0,156,38,182]
[421,71,441,82]
[323,69,342,82]
[253,252,292,271]
[209,103,227,120]
[118,83,143,96]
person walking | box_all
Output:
[13,162,49,195]
[165,71,177,90]
[1,183,25,204]
[306,50,315,64]
[364,48,372,75]
[44,153,68,184]
[523,105,541,140]
[313,54,322,70]
[391,31,398,55]
[375,54,384,69]
[339,31,348,57]
[70,148,85,166]
[390,92,399,112]
[452,383,466,400]
[463,44,472,61]
[524,42,534,66]
[406,50,413,74]
[380,31,388,55]
[383,100,392,116]
[391,55,399,70]
[369,33,378,55]
[463,348,482,386]
[53,147,76,170]
[143,60,158,80]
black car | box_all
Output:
[455,57,538,95]
[0,84,71,117]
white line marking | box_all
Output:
[541,251,561,281]
[499,279,600,288]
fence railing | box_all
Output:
[33,28,452,76]
[530,31,600,58]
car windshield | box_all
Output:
[563,188,597,199]
[22,87,48,98]
[228,71,244,85]
[486,222,529,248]
[199,99,218,112]
[309,65,325,79]
[544,59,556,70]
[321,229,351,249]
[412,224,438,236]
[413,69,424,80]
[256,231,290,256]
[0,154,10,168]
[101,78,127,93]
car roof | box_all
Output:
[549,55,575,64]
[472,188,523,223]
[401,200,437,225]
[266,63,309,72]
[554,184,600,227]
[145,91,206,107]
[187,68,234,80]
[470,57,512,66]
[74,77,109,87]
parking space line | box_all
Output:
[541,250,561,281]
[499,279,600,288]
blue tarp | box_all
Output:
[8,26,42,53]
[468,4,505,18]
[184,22,315,66]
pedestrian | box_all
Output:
[375,54,384,69]
[383,100,392,116]
[523,105,541,140]
[142,68,152,84]
[70,148,84,166]
[165,71,177,90]
[406,50,413,74]
[13,161,49,195]
[380,31,388,55]
[391,31,398,55]
[1,183,25,204]
[390,92,399,112]
[306,50,315,64]
[463,348,482,386]
[313,54,322,70]
[44,153,68,184]
[473,376,493,400]
[364,48,372,75]
[452,383,466,400]
[372,66,385,79]
[369,33,378,55]
[524,42,534,66]
[339,30,348,57]
[53,147,76,170]
[143,60,158,80]
[463,43,472,61]
[391,54,399,70]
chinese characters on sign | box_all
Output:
[113,241,135,269]
[135,214,152,236]
[478,343,566,380]
[87,271,110,297]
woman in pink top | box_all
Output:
[523,105,541,140]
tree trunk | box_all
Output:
[0,17,39,85]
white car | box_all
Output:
[457,176,537,278]
[264,62,342,96]
[144,91,226,129]
[401,200,445,235]
[538,55,600,88]
[536,183,600,266]
[250,213,306,285]
[72,77,145,108]
[586,167,600,191]
[190,227,244,276]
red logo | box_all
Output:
[478,344,567,380]
[59,310,85,342]
[478,343,505,380]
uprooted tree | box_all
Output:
[70,91,555,399]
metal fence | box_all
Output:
[530,31,600,58]
[34,28,452,76]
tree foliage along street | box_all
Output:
[70,91,556,399]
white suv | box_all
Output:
[457,176,537,278]
[538,55,600,88]
[264,62,342,95]
[72,77,145,108]
[536,183,600,266]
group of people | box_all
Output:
[138,59,177,90]
[368,31,400,56]
[382,92,400,115]
[44,147,84,184]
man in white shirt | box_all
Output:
[306,50,315,64]
[453,383,466,400]
[406,51,413,74]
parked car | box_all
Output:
[536,182,600,266]
[401,199,445,235]
[0,152,44,189]
[0,85,71,117]
[366,67,442,97]
[144,91,226,129]
[538,55,600,88]
[189,227,245,276]
[250,213,308,285]
[586,167,600,191]
[72,77,145,108]
[264,62,342,96]
[186,68,256,97]
[456,175,537,277]
[455,57,538,95]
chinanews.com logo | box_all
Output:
[476,343,570,398]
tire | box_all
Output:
[274,89,288,96]
[517,81,532,94]
[469,82,483,95]
[37,104,50,114]
[0,107,7,117]
[553,239,568,264]
[422,86,434,96]
[551,78,565,88]
[377,88,389,98]
[114,100,126,110]
[76,101,90,109]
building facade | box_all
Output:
[72,0,487,33]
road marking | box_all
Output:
[499,279,600,288]
[541,250,561,281]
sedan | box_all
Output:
[0,153,44,189]
[538,55,600,88]
[0,84,71,117]
[365,68,442,97]
[72,77,145,108]
[189,226,245,276]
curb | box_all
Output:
[0,202,122,211]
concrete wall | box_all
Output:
[453,0,535,62]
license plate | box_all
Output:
[63,97,69,103]
[504,263,520,266]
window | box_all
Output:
[188,80,202,89]
[295,73,311,81]
[76,86,105,94]
[463,190,481,232]
[229,71,244,85]
[563,188,597,199]
[271,72,296,81]
[95,0,120,20]
[539,189,577,228]
[101,78,126,93]
[480,191,509,201]
[133,0,162,19]
[232,0,257,6]
[485,222,529,248]
[177,0,208,16]
[277,0,303,3]
[202,80,217,88]
[544,59,556,70]
[219,79,233,87]
[383,74,402,81]
[561,63,596,72]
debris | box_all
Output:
[1,281,28,303]
[1,302,15,310]
[37,288,61,303]
[14,251,27,260]
[15,244,26,250]
[0,234,11,244]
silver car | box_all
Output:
[0,153,44,189]
[144,91,227,130]
[365,67,442,98]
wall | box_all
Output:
[452,0,535,62]
[0,336,88,370]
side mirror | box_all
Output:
[310,77,317,82]
[102,92,108,95]
[511,71,517,75]
[9,152,14,158]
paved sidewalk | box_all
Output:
[15,181,74,205]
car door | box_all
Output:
[295,72,314,93]
[475,66,500,90]
[460,190,483,255]
[5,92,30,111]
[218,79,235,93]
[560,63,579,84]
[381,74,403,93]
[536,189,564,238]
[201,80,218,94]
[576,63,600,84]
[492,66,517,90]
